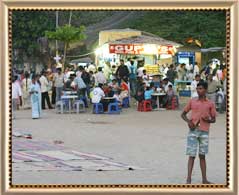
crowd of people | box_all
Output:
[12,58,227,119]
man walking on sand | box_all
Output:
[181,80,216,184]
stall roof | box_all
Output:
[178,46,225,53]
[201,47,225,53]
[108,35,183,47]
[100,28,140,33]
[177,45,201,52]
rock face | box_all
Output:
[69,11,141,51]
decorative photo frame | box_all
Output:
[0,0,238,194]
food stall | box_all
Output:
[94,29,183,74]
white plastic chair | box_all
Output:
[55,101,67,114]
[73,100,86,113]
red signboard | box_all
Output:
[109,44,176,55]
[109,44,144,54]
[158,45,176,55]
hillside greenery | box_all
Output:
[12,10,226,67]
[120,10,226,48]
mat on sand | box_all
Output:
[12,134,144,172]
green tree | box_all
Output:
[12,11,55,68]
[45,24,86,69]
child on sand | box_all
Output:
[181,80,216,184]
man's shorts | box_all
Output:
[186,128,209,157]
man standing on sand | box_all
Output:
[207,74,221,105]
[12,75,22,119]
[39,70,53,109]
[190,74,201,99]
[115,59,129,85]
[181,81,216,184]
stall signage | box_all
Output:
[177,52,195,57]
[158,45,176,55]
[109,44,176,55]
[109,44,144,54]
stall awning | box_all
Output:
[108,35,183,47]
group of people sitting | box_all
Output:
[86,79,177,113]
[52,65,179,112]
[90,77,129,112]
[134,77,177,110]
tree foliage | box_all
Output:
[45,25,86,46]
[12,11,55,63]
[45,24,86,68]
[120,11,226,48]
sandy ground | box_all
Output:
[12,102,227,185]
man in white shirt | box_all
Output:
[177,63,186,80]
[163,64,169,77]
[92,83,105,104]
[161,77,173,108]
[53,68,64,103]
[12,75,22,119]
[74,73,88,107]
[92,83,112,112]
[137,67,145,77]
[95,67,107,85]
[39,71,53,109]
[186,64,193,72]
[193,62,200,76]
[162,78,173,93]
[190,74,201,99]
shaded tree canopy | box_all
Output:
[12,11,55,58]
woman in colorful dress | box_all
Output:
[119,77,129,104]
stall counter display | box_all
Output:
[144,64,159,75]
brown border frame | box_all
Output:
[0,0,238,194]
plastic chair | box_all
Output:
[108,102,120,114]
[167,96,178,110]
[73,100,86,113]
[61,98,70,110]
[142,100,152,112]
[93,103,104,114]
[55,101,67,114]
[171,96,178,110]
[122,97,130,108]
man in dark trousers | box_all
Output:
[39,70,53,109]
[115,59,129,85]
[166,64,177,84]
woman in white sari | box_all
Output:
[29,74,42,119]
